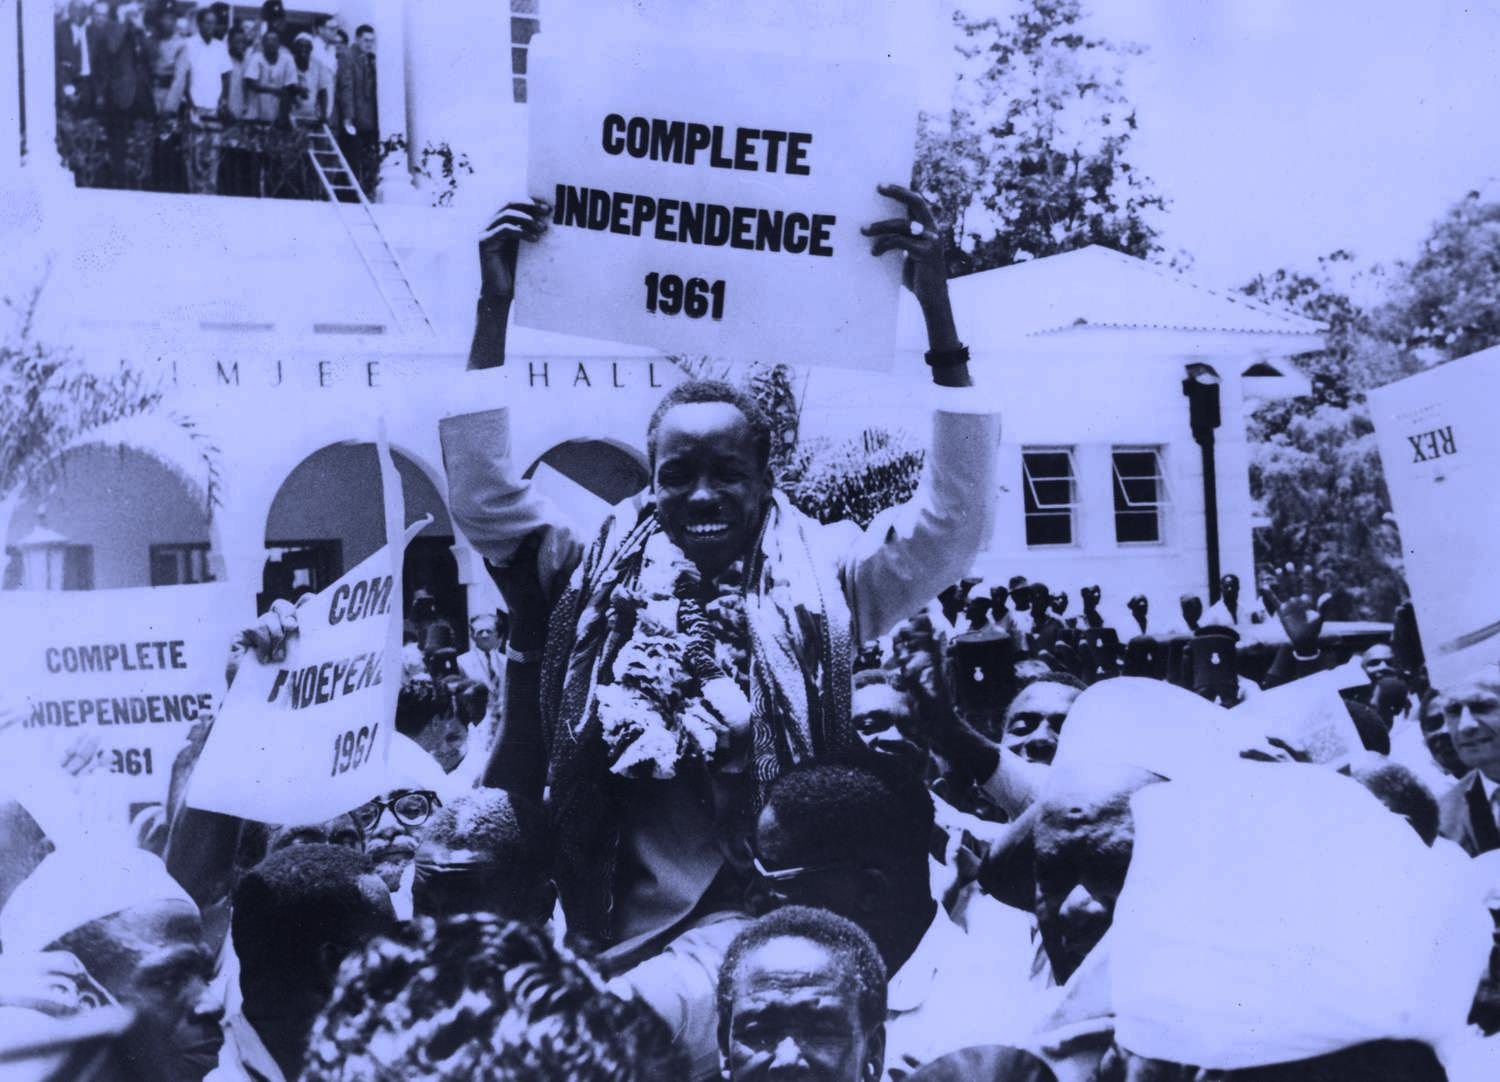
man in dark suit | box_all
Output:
[92,2,155,188]
[335,23,379,198]
[1435,670,1500,855]
[54,1,96,109]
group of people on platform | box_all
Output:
[54,0,380,197]
[2,189,1498,1082]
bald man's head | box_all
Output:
[1034,763,1161,983]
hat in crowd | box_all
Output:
[383,732,459,800]
[0,847,194,955]
[1110,761,1494,1076]
[293,31,314,46]
[422,621,456,653]
[1050,677,1240,781]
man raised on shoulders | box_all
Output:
[440,185,1004,970]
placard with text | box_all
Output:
[1370,346,1500,690]
[0,582,239,817]
[184,533,415,824]
[516,35,917,369]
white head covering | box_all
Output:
[1111,761,1494,1075]
[0,847,195,955]
[383,732,460,800]
[1051,677,1241,780]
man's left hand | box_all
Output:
[862,183,946,309]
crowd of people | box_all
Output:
[53,0,381,198]
[2,191,1499,1081]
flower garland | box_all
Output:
[593,530,753,779]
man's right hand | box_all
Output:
[225,595,314,685]
[478,200,550,305]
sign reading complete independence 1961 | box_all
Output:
[516,35,918,370]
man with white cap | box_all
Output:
[1109,761,1497,1081]
[0,847,225,1082]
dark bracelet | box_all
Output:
[924,344,970,369]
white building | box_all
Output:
[0,1,1322,633]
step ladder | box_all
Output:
[305,124,433,337]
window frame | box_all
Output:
[149,542,214,586]
[1111,445,1169,546]
[1021,446,1080,548]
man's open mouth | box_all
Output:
[685,523,730,538]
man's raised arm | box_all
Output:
[842,184,1001,642]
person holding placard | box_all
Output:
[440,184,1006,972]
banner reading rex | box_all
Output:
[1369,345,1500,690]
[516,35,917,370]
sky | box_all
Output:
[1072,0,1500,289]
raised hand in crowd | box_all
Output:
[1081,584,1104,629]
[1179,593,1203,633]
[1127,593,1149,634]
[863,183,971,388]
[469,199,550,370]
[225,592,316,685]
[1263,562,1333,657]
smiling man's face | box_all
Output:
[652,401,771,579]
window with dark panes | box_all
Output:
[512,0,541,103]
[1112,447,1167,544]
[1022,449,1078,547]
[150,543,213,586]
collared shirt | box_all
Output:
[72,23,93,78]
[207,1011,286,1082]
[288,58,334,120]
[243,48,297,122]
[883,903,1039,1080]
[181,35,231,111]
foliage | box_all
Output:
[379,136,475,207]
[664,357,926,529]
[779,428,927,530]
[57,110,323,199]
[0,282,221,518]
[913,0,1166,273]
[1376,189,1500,363]
[1242,188,1500,620]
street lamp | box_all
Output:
[16,521,70,591]
[1182,362,1223,603]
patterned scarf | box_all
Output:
[540,492,855,942]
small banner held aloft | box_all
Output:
[187,442,419,824]
[0,581,239,823]
[1369,345,1500,690]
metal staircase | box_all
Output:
[305,125,433,337]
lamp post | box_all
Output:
[16,522,70,590]
[1182,362,1223,604]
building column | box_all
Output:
[373,0,418,203]
[1,0,22,173]
[17,0,72,184]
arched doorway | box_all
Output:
[523,438,650,527]
[3,444,214,590]
[261,445,464,633]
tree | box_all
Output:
[914,0,1166,273]
[1240,257,1413,620]
[667,357,927,529]
[1376,189,1500,363]
[0,283,220,519]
